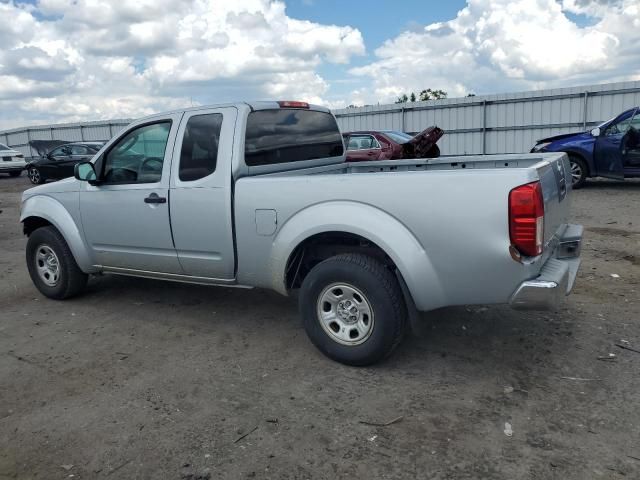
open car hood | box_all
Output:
[28,140,67,157]
[401,126,444,159]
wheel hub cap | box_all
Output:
[570,162,582,184]
[317,283,374,345]
[35,245,60,287]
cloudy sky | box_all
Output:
[0,0,638,129]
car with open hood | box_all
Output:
[531,107,640,188]
[343,127,444,162]
[25,141,105,184]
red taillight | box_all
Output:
[277,101,309,108]
[509,181,544,257]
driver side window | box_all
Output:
[102,121,171,184]
[50,146,68,157]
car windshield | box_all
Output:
[597,116,617,128]
[383,131,413,143]
[0,143,10,151]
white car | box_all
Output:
[0,143,26,177]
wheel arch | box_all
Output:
[21,196,97,273]
[272,201,446,312]
[563,150,591,176]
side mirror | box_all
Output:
[590,127,601,137]
[74,162,97,182]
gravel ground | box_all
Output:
[0,174,639,479]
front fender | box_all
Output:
[20,195,97,273]
[270,201,446,312]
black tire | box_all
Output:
[9,170,22,177]
[26,226,88,300]
[568,155,588,189]
[28,167,45,184]
[299,253,407,366]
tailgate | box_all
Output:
[538,153,572,246]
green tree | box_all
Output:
[418,88,447,101]
[409,92,417,102]
[395,93,409,104]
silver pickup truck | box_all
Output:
[20,101,583,365]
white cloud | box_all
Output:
[0,0,365,129]
[1,0,638,129]
[349,0,640,104]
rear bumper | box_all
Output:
[0,160,26,171]
[510,224,582,310]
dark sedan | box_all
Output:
[342,127,444,162]
[26,142,104,184]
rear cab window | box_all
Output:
[244,108,344,167]
[179,113,223,182]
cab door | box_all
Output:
[593,108,636,179]
[80,114,183,273]
[169,107,237,279]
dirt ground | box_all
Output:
[0,174,639,480]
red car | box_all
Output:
[343,126,444,162]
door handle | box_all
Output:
[144,193,166,204]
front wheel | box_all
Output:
[299,253,407,366]
[28,167,44,184]
[26,226,88,299]
[569,156,588,189]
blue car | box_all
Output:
[531,107,640,188]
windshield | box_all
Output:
[0,143,10,151]
[597,108,638,129]
[597,116,617,128]
[383,131,413,143]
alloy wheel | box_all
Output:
[570,161,583,186]
[28,168,41,184]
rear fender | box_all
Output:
[270,201,446,311]
[21,195,97,273]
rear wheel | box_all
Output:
[568,155,588,189]
[26,226,88,299]
[28,167,44,184]
[9,170,21,177]
[299,253,407,366]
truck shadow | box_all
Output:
[87,274,568,383]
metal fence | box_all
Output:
[333,80,640,155]
[2,80,640,158]
[0,119,132,159]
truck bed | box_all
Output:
[234,152,572,311]
[260,153,561,176]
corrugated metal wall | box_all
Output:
[2,80,639,158]
[334,81,640,155]
[0,120,131,159]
